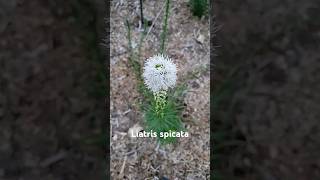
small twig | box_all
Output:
[150,165,160,171]
[40,151,67,168]
[145,3,166,42]
[123,109,131,115]
[155,142,160,152]
[125,145,143,156]
[125,150,136,156]
[119,155,127,177]
[114,131,127,136]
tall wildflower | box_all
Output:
[143,54,177,117]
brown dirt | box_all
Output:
[0,0,106,179]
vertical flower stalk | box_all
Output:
[143,54,177,117]
[154,90,167,117]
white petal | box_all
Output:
[142,54,177,93]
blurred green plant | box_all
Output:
[68,0,107,178]
[69,0,106,144]
[213,64,247,180]
[189,0,208,18]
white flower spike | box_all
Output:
[143,54,177,93]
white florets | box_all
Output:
[143,54,177,93]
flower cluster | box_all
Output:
[142,54,177,93]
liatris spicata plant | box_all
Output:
[143,54,176,116]
[142,54,183,144]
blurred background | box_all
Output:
[0,0,106,179]
[214,0,320,179]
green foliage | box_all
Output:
[145,94,184,144]
[142,85,186,144]
[189,0,208,18]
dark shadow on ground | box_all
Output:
[0,0,106,179]
[214,0,320,179]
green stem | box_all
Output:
[160,0,170,54]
